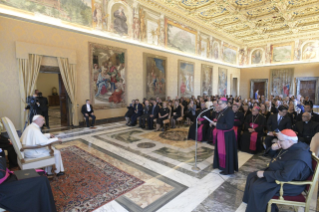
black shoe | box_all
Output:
[220,171,229,175]
[57,172,65,177]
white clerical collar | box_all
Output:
[31,122,40,129]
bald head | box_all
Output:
[33,115,45,127]
[302,112,311,122]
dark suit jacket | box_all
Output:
[267,114,292,132]
[38,97,49,112]
[234,111,244,127]
[293,120,319,139]
[150,104,160,119]
[81,104,94,115]
[134,103,144,116]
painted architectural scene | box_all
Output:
[90,43,126,109]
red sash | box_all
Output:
[197,117,205,141]
[0,169,10,185]
[212,118,218,145]
[249,123,259,151]
[233,119,240,142]
[216,128,234,169]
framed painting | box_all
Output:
[143,53,167,99]
[271,42,294,63]
[165,19,197,55]
[201,64,213,96]
[222,44,237,64]
[89,43,126,109]
[178,60,194,98]
[218,67,227,95]
[270,68,294,97]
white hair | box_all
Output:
[32,115,42,122]
[279,132,298,144]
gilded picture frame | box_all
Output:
[271,42,295,64]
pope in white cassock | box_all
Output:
[20,115,65,176]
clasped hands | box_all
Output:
[209,121,217,127]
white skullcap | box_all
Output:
[32,115,42,122]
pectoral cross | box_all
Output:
[272,158,277,163]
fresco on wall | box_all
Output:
[218,67,227,96]
[178,60,194,98]
[89,43,126,109]
[146,19,160,45]
[201,64,213,96]
[165,19,197,55]
[271,42,294,63]
[222,45,237,64]
[110,3,130,35]
[212,42,219,60]
[144,54,167,99]
[270,68,294,97]
[200,37,208,58]
[0,0,92,27]
[251,49,263,65]
[92,0,107,30]
[302,42,318,60]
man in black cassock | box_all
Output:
[296,104,319,123]
[240,106,265,154]
[243,129,313,212]
[293,112,319,145]
[0,149,57,212]
[264,105,292,150]
[212,97,238,175]
[232,103,244,146]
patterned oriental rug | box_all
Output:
[50,146,144,211]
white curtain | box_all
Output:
[57,57,79,126]
[18,54,42,130]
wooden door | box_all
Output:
[300,81,316,102]
[58,74,69,126]
[253,82,265,97]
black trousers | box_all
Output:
[139,115,148,128]
[147,116,156,129]
[0,143,18,168]
[42,110,49,128]
[264,136,276,150]
[84,113,96,127]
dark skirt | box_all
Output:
[172,115,181,120]
[157,117,168,126]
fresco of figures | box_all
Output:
[165,19,197,55]
[222,45,237,64]
[89,43,126,109]
[302,42,318,60]
[144,54,167,99]
[218,68,227,96]
[270,68,294,97]
[251,49,263,65]
[1,0,92,26]
[201,65,213,96]
[212,42,220,60]
[178,60,194,98]
[271,42,294,63]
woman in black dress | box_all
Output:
[243,103,251,120]
[125,99,136,125]
[171,100,181,128]
[155,101,170,131]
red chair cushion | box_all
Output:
[272,194,305,202]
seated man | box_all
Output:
[147,99,159,130]
[0,148,57,212]
[81,99,96,128]
[232,103,244,143]
[243,129,313,212]
[20,115,64,176]
[129,99,143,126]
[139,100,150,129]
[296,104,319,123]
[240,106,265,154]
[0,121,18,168]
[264,105,292,150]
[293,112,319,145]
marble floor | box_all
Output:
[53,122,319,212]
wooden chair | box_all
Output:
[176,104,184,127]
[163,106,172,130]
[1,117,61,178]
[267,152,319,212]
[310,133,319,157]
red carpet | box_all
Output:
[50,146,144,211]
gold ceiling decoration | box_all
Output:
[140,0,319,46]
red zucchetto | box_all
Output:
[281,129,297,137]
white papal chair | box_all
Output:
[1,117,60,176]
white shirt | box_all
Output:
[277,114,282,122]
[20,123,58,158]
[86,103,91,112]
